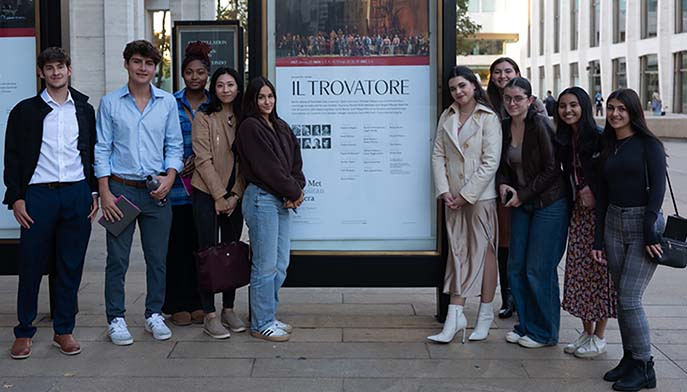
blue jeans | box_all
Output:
[105,180,172,323]
[242,184,291,332]
[508,198,570,345]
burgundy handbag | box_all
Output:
[194,217,251,293]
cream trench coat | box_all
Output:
[431,102,502,203]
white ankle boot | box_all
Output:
[468,301,494,341]
[427,304,467,343]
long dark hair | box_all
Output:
[204,67,243,117]
[241,76,281,125]
[487,57,520,117]
[554,86,597,144]
[601,88,664,158]
[447,65,493,110]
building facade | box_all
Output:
[63,0,216,105]
[523,0,687,113]
[459,0,528,86]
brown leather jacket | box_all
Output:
[496,110,569,208]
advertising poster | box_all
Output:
[274,0,435,251]
[0,0,37,239]
[173,22,242,91]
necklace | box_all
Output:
[614,135,634,155]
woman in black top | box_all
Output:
[556,87,616,359]
[592,88,666,391]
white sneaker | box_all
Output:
[145,313,172,341]
[108,317,134,346]
[574,335,607,358]
[564,332,592,354]
[505,331,522,344]
[274,319,293,334]
[517,335,546,348]
[251,322,290,342]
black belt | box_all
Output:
[32,181,79,189]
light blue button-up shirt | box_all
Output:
[94,84,184,180]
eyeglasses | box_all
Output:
[503,95,528,104]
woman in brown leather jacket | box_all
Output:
[496,77,570,349]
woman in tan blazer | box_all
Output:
[191,67,247,339]
[428,66,502,344]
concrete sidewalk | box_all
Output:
[1,141,687,392]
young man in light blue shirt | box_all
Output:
[94,40,184,345]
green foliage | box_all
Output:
[457,0,481,38]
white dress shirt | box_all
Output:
[29,89,85,184]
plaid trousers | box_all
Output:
[604,205,657,361]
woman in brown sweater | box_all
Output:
[191,67,247,339]
[236,77,305,342]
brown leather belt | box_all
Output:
[32,181,79,189]
[111,175,147,189]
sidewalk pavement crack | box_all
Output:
[167,341,178,359]
[652,343,687,375]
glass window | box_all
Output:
[570,0,579,50]
[539,66,546,98]
[527,67,532,81]
[482,0,496,12]
[642,0,658,38]
[674,51,687,113]
[539,0,545,55]
[152,10,172,92]
[640,54,659,110]
[588,60,601,98]
[457,39,511,56]
[554,0,560,53]
[553,64,561,95]
[468,0,479,12]
[570,63,580,86]
[612,57,627,89]
[614,0,626,43]
[677,0,687,33]
[590,0,600,47]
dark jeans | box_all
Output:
[105,180,172,323]
[192,188,241,313]
[162,204,201,314]
[15,180,92,338]
[508,198,570,345]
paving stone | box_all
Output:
[41,377,343,392]
[0,377,55,392]
[289,327,343,342]
[521,358,686,379]
[251,358,528,378]
[343,328,439,342]
[342,293,435,304]
[277,303,415,316]
[275,314,439,328]
[342,378,620,392]
[654,344,687,360]
[0,358,253,377]
[170,341,429,359]
[0,327,105,343]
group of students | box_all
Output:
[5,40,304,361]
[429,57,666,392]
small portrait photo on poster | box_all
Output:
[293,124,302,136]
[322,137,331,149]
[312,124,321,136]
[302,138,312,149]
[302,124,311,136]
[321,124,331,136]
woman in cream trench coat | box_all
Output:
[427,66,502,344]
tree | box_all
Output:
[456,0,481,47]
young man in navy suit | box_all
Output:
[3,47,98,359]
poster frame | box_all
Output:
[171,20,244,92]
[264,0,443,257]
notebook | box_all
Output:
[98,195,140,236]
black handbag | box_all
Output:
[652,173,687,269]
[194,212,251,293]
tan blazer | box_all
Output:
[191,110,245,200]
[432,102,502,204]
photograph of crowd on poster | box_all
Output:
[273,0,436,252]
